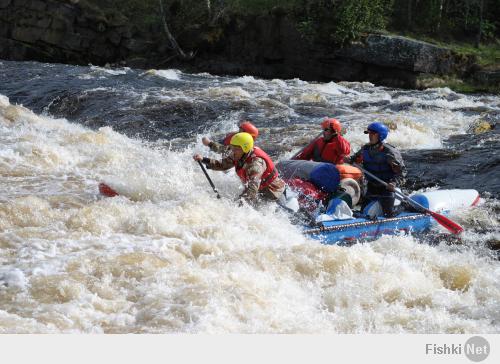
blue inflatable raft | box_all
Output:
[302,189,480,245]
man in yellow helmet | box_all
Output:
[193,132,285,205]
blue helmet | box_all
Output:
[365,122,389,141]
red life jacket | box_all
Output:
[311,136,350,164]
[234,147,278,190]
[295,135,350,165]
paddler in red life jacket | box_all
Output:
[193,132,285,205]
[348,122,407,217]
[201,121,259,154]
[294,118,351,164]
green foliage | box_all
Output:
[390,0,499,41]
[480,20,497,42]
[333,0,393,44]
[86,0,160,27]
[224,0,303,13]
[296,20,317,41]
[85,0,499,48]
[450,42,500,67]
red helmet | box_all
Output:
[320,118,342,134]
[239,121,259,139]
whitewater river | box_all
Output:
[0,60,499,333]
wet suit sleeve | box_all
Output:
[203,156,234,171]
[349,147,364,165]
[385,146,407,185]
[334,135,351,164]
[294,139,316,160]
[208,141,229,154]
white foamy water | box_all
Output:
[0,83,499,334]
[146,69,182,80]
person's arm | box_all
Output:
[293,139,316,160]
[386,147,406,186]
[198,155,234,171]
[202,136,230,154]
[208,141,229,154]
[334,135,351,164]
[348,147,363,164]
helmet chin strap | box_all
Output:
[236,151,251,168]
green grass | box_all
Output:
[447,42,500,69]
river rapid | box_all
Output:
[0,60,499,333]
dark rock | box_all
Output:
[473,69,500,86]
[90,21,106,33]
[13,0,28,7]
[122,38,151,53]
[124,56,149,68]
[336,35,473,75]
[107,31,121,46]
[51,18,71,31]
[89,41,115,60]
[27,0,46,12]
[35,16,52,29]
[11,26,41,42]
[404,125,500,197]
[62,33,82,51]
[74,26,97,40]
[17,12,37,27]
[0,20,8,37]
[49,4,76,24]
[41,29,64,45]
[0,0,11,9]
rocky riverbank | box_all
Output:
[0,0,497,90]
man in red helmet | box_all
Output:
[294,118,351,164]
[202,120,259,154]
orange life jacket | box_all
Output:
[336,164,363,182]
[234,147,278,190]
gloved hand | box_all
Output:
[202,137,211,146]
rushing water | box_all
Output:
[0,60,499,333]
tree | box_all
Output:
[475,0,484,47]
[158,0,194,59]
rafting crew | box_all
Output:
[193,132,286,206]
[348,122,406,217]
[194,119,406,220]
[293,118,351,164]
[201,120,259,154]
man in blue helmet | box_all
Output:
[348,122,406,217]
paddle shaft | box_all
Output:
[291,132,323,159]
[355,164,463,234]
[197,160,221,199]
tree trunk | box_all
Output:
[465,0,470,28]
[158,0,193,59]
[475,0,484,47]
[407,0,412,29]
[436,0,444,32]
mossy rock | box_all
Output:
[467,120,494,135]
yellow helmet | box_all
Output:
[230,132,254,153]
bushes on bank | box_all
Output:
[86,0,499,46]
